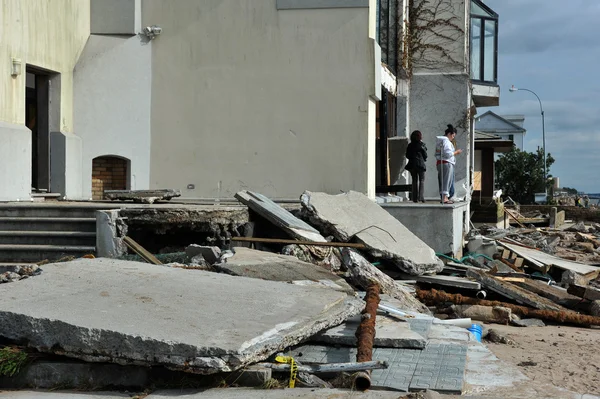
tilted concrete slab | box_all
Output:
[0,259,362,374]
[300,191,443,275]
[314,314,427,348]
[0,393,130,399]
[215,247,353,294]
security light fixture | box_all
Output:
[11,58,21,77]
[142,25,163,40]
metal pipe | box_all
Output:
[476,290,487,299]
[260,360,388,374]
[378,303,411,319]
[354,283,380,391]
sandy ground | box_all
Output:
[482,323,600,396]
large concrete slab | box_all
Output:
[314,314,427,348]
[300,191,443,275]
[0,259,362,374]
[215,247,353,293]
[0,393,129,399]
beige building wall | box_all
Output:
[0,0,90,200]
[0,0,90,129]
[143,0,375,199]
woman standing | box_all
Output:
[435,124,462,204]
[405,130,427,203]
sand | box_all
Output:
[483,323,600,396]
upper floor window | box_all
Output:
[470,0,498,84]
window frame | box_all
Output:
[470,0,498,84]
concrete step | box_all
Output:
[0,217,96,232]
[0,205,114,218]
[0,231,96,246]
[0,244,96,263]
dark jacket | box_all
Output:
[405,141,428,172]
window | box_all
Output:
[508,134,514,142]
[470,0,498,83]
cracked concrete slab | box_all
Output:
[215,247,353,293]
[0,259,362,374]
[300,191,443,275]
[313,314,426,348]
[147,388,408,398]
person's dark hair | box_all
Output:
[444,124,456,135]
[410,130,422,142]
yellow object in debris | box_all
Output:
[82,254,96,259]
[275,355,298,388]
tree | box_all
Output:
[562,187,579,195]
[495,148,555,204]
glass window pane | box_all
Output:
[483,20,496,81]
[470,18,481,80]
[471,0,495,17]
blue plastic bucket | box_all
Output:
[467,323,482,342]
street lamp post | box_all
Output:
[509,85,547,195]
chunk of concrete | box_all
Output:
[104,189,181,204]
[213,247,353,294]
[0,258,362,374]
[511,318,546,327]
[341,248,430,314]
[300,191,443,275]
[235,190,326,242]
[185,244,222,265]
[147,388,407,398]
[314,314,426,349]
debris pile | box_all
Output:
[3,190,599,396]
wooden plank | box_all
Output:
[514,258,524,268]
[509,252,518,260]
[567,285,600,301]
[501,249,511,259]
[495,277,525,283]
[230,236,366,249]
[516,279,582,309]
[123,236,162,265]
[505,208,525,228]
[235,191,326,242]
[497,241,547,272]
[467,269,567,311]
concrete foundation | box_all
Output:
[383,202,468,257]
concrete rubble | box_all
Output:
[4,194,600,399]
[104,189,181,204]
[300,191,444,275]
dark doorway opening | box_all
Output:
[25,68,53,193]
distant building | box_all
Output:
[474,111,526,151]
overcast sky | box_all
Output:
[478,0,600,193]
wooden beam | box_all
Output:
[231,236,366,249]
[123,236,162,265]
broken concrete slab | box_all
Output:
[342,248,430,314]
[314,314,426,349]
[213,247,353,293]
[0,393,130,399]
[104,189,181,204]
[185,244,221,265]
[466,269,566,312]
[235,190,326,242]
[300,191,443,275]
[0,258,362,374]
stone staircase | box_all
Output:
[0,203,117,263]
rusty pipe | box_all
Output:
[354,283,380,391]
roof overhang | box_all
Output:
[475,140,514,152]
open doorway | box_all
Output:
[26,67,59,193]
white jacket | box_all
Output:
[435,136,455,165]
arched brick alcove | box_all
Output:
[92,156,129,200]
